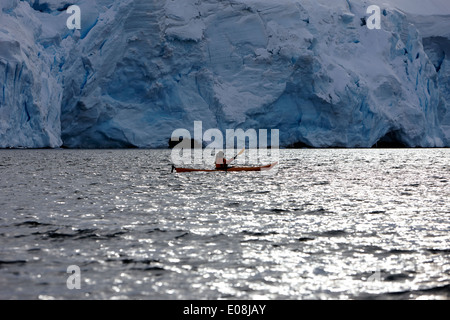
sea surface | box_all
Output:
[0,149,449,300]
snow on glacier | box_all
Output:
[0,0,449,148]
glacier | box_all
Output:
[0,0,449,148]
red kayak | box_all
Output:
[173,162,278,173]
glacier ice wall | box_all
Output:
[407,13,450,146]
[0,0,449,148]
[0,0,62,148]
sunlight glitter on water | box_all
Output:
[0,149,448,299]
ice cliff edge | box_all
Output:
[1,0,449,148]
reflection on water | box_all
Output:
[0,149,449,299]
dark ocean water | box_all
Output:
[0,149,449,300]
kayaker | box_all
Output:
[215,151,233,170]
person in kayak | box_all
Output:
[215,151,233,170]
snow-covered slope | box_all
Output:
[0,0,449,148]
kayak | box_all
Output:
[173,162,278,173]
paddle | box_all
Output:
[225,147,245,172]
[233,147,245,161]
